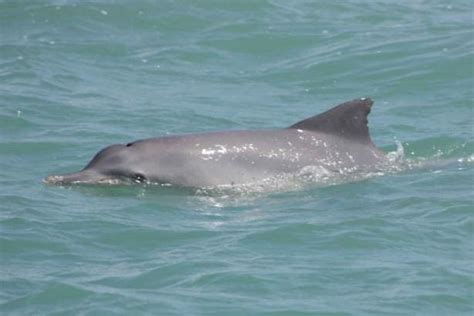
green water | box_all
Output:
[1,1,473,315]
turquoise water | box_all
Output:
[1,0,473,314]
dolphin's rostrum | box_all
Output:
[44,98,388,187]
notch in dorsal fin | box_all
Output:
[289,98,374,143]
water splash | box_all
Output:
[386,139,405,162]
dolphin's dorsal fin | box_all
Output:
[289,98,374,143]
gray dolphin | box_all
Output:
[44,98,388,187]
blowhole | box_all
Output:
[126,143,133,147]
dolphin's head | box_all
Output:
[43,143,149,185]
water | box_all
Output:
[1,0,473,314]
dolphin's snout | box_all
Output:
[43,170,99,185]
[43,170,121,185]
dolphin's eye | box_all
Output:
[132,173,147,183]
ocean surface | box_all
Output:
[1,1,473,315]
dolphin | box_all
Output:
[44,98,388,187]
